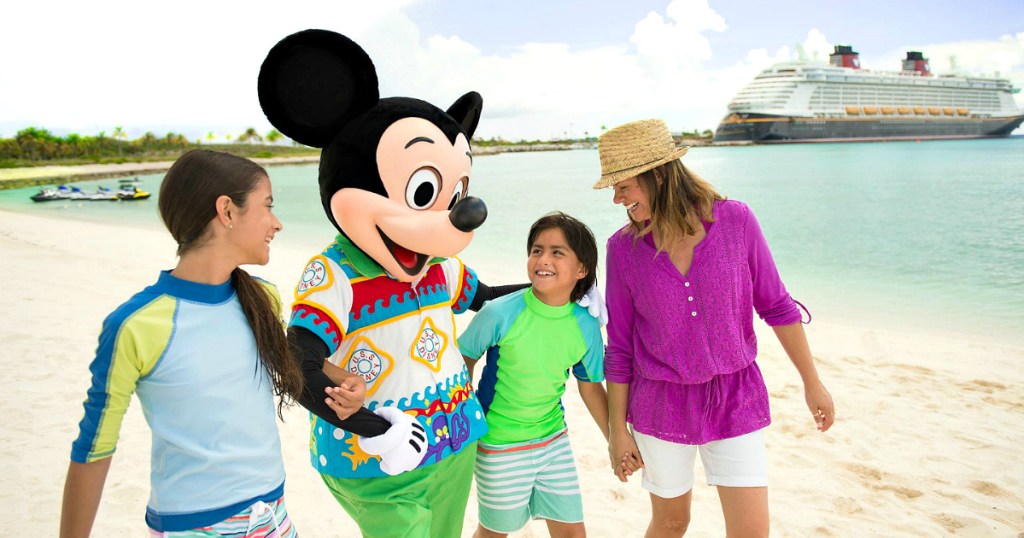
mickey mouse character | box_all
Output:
[258,30,524,537]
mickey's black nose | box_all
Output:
[449,196,487,232]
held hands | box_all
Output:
[805,380,835,432]
[357,407,427,476]
[577,283,608,326]
[323,376,367,421]
[322,361,367,421]
[608,430,644,482]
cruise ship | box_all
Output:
[713,45,1024,143]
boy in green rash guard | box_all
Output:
[459,212,610,538]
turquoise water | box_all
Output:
[2,138,1021,345]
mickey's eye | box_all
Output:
[406,167,441,210]
[447,178,467,210]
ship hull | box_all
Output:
[713,113,1024,143]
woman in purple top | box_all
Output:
[593,119,835,537]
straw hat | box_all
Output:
[593,119,689,189]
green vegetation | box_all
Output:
[679,129,715,139]
[1,124,714,171]
[473,129,713,148]
[473,136,597,147]
[0,126,317,169]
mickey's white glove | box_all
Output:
[576,283,608,327]
[357,407,427,476]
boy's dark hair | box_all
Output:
[527,212,598,303]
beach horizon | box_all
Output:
[3,206,1022,536]
[0,135,723,191]
[0,155,321,190]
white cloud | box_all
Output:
[1,2,1019,141]
[800,29,833,63]
[874,33,1024,87]
[352,0,743,139]
[0,0,416,138]
[0,0,745,140]
[359,7,828,139]
[631,0,727,73]
[665,0,728,33]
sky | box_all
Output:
[1,0,1022,141]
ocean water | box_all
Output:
[2,138,1021,345]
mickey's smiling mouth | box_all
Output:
[377,226,429,276]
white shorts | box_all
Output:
[631,428,767,499]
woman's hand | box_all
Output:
[608,429,644,482]
[771,323,835,433]
[322,361,368,421]
[805,380,835,432]
[324,377,366,421]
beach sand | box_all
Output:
[2,207,1022,537]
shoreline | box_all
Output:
[0,155,321,190]
[0,138,716,190]
[3,206,1023,536]
[18,133,1016,191]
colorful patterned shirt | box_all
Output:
[289,235,488,478]
[458,288,605,445]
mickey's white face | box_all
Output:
[376,117,472,214]
[329,117,476,281]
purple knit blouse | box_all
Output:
[604,199,802,444]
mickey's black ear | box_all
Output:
[258,30,379,148]
[446,92,483,140]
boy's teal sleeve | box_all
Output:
[571,314,605,382]
[458,302,502,359]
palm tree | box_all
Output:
[266,129,282,144]
[0,139,18,160]
[112,126,127,157]
[206,131,216,145]
[237,127,263,145]
[95,131,107,157]
[63,133,83,159]
[16,127,56,161]
[15,131,39,161]
[139,131,157,150]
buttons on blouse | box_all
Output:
[685,281,696,316]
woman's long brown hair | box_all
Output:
[159,149,303,416]
[628,159,725,252]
